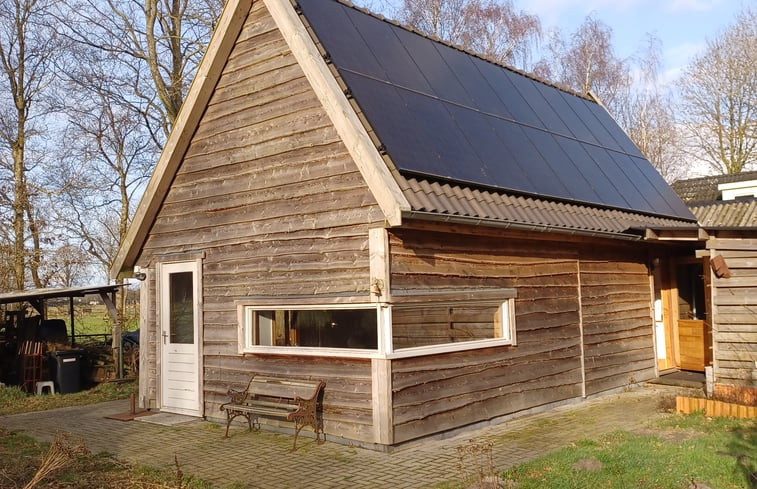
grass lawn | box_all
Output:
[501,413,756,489]
[0,381,138,416]
[46,304,139,341]
[0,382,212,488]
[0,428,212,488]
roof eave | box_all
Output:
[405,209,649,242]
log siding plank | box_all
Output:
[138,3,384,444]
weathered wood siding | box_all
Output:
[138,272,158,409]
[388,226,658,443]
[389,227,584,443]
[135,1,383,442]
[203,354,374,441]
[708,238,757,389]
[579,251,656,396]
[392,305,501,348]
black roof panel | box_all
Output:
[297,0,695,221]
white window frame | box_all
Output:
[386,297,516,359]
[236,289,517,359]
[239,303,383,359]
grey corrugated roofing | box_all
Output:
[0,284,123,305]
[297,0,695,222]
[399,175,692,235]
[672,171,757,204]
[690,200,757,228]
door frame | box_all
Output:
[157,258,204,416]
[656,256,712,372]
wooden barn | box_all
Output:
[671,173,757,405]
[111,0,704,448]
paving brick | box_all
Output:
[0,385,693,488]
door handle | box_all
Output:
[162,331,168,345]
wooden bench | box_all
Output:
[220,375,326,451]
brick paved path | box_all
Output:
[0,384,691,488]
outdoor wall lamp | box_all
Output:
[133,266,147,281]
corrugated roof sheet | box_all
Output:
[690,199,757,228]
[398,175,692,235]
[0,284,123,304]
[672,171,757,204]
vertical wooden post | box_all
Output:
[576,258,586,398]
[369,228,392,355]
[69,296,76,347]
[372,358,393,445]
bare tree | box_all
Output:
[58,0,222,149]
[39,243,92,288]
[396,0,541,70]
[534,15,629,114]
[0,0,58,290]
[614,36,685,182]
[678,7,756,174]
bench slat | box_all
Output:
[244,399,298,411]
[222,375,325,451]
[250,377,322,400]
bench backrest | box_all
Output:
[249,376,324,402]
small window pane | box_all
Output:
[169,272,194,344]
[249,308,377,350]
[393,303,508,349]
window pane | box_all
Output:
[252,309,377,349]
[169,271,194,344]
[393,304,504,349]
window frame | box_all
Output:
[386,295,516,359]
[236,289,517,359]
[238,302,383,359]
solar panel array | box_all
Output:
[297,0,695,220]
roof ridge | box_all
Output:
[306,0,592,102]
[673,170,757,186]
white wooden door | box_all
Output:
[160,261,202,416]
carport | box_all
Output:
[0,284,128,390]
[0,284,123,347]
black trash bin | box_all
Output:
[48,350,83,394]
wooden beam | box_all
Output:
[69,296,75,347]
[576,259,586,398]
[371,358,393,445]
[264,0,410,227]
[110,0,254,279]
[369,228,390,303]
[100,291,119,324]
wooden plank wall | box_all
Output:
[388,226,658,444]
[135,1,383,443]
[388,227,584,443]
[138,272,158,409]
[203,354,375,442]
[392,305,500,348]
[709,238,757,389]
[579,251,657,396]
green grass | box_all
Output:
[501,413,756,489]
[46,304,139,340]
[0,428,212,488]
[0,381,138,415]
[0,382,214,488]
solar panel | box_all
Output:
[296,0,695,221]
